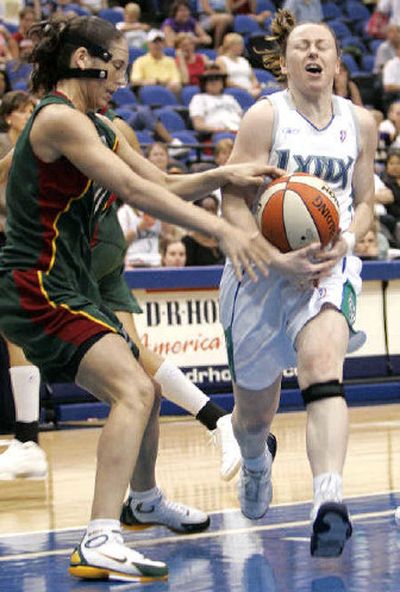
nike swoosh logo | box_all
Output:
[99,551,128,564]
[135,503,155,514]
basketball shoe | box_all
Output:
[239,446,274,520]
[120,487,210,533]
[310,473,352,557]
[0,439,48,479]
[211,414,278,482]
[69,529,168,582]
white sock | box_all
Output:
[130,486,161,503]
[10,366,41,423]
[154,360,209,416]
[85,519,121,538]
[313,472,343,501]
[243,447,269,472]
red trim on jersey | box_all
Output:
[13,269,112,346]
[36,157,91,270]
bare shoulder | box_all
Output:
[33,103,92,137]
[230,98,274,163]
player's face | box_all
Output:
[89,39,129,109]
[282,24,339,94]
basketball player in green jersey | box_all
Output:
[0,15,283,583]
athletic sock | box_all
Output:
[154,359,210,416]
[9,366,41,444]
[85,519,121,538]
[195,400,227,431]
[243,448,269,472]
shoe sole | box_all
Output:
[310,502,352,557]
[69,565,168,582]
[121,516,210,534]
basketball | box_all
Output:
[256,173,340,253]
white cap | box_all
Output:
[147,29,165,43]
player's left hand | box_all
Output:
[223,163,286,190]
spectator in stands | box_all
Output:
[182,194,225,265]
[214,136,234,165]
[0,91,34,159]
[378,99,400,148]
[382,42,400,109]
[354,220,390,260]
[162,0,212,48]
[377,0,400,27]
[130,29,182,93]
[0,25,12,65]
[380,147,400,224]
[161,238,187,266]
[175,32,209,85]
[9,8,37,60]
[227,0,273,26]
[282,0,322,24]
[0,71,12,104]
[118,205,165,267]
[373,24,400,75]
[189,63,243,134]
[216,32,262,98]
[197,0,234,49]
[116,2,149,49]
[333,60,363,106]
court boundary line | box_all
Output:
[0,507,395,564]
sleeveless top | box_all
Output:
[219,55,252,91]
[0,92,118,292]
[265,90,360,231]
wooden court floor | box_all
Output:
[1,402,400,535]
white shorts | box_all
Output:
[219,255,365,390]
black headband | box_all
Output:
[58,32,112,80]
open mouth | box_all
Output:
[305,64,322,74]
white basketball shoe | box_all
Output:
[239,448,273,520]
[69,529,168,582]
[212,414,241,481]
[0,439,48,479]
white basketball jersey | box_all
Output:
[265,90,360,231]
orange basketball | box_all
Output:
[256,173,340,253]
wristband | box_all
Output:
[342,230,356,255]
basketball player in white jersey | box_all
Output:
[219,10,377,557]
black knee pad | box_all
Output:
[301,380,345,406]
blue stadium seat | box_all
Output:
[361,54,375,73]
[254,68,277,85]
[172,130,199,161]
[224,88,255,111]
[341,52,361,76]
[256,0,276,13]
[112,87,137,107]
[138,85,180,107]
[6,60,32,89]
[98,8,123,24]
[234,15,262,35]
[181,85,200,106]
[369,39,384,54]
[197,48,217,60]
[62,3,91,16]
[134,130,154,146]
[128,47,146,63]
[164,47,176,57]
[340,35,367,53]
[346,2,371,23]
[322,2,343,21]
[154,107,187,132]
[212,131,236,144]
[260,85,282,96]
[328,20,352,39]
[115,107,135,121]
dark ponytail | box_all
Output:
[29,15,124,94]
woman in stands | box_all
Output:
[216,32,262,98]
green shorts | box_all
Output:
[0,268,139,383]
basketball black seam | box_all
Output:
[282,177,291,250]
[300,187,324,243]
